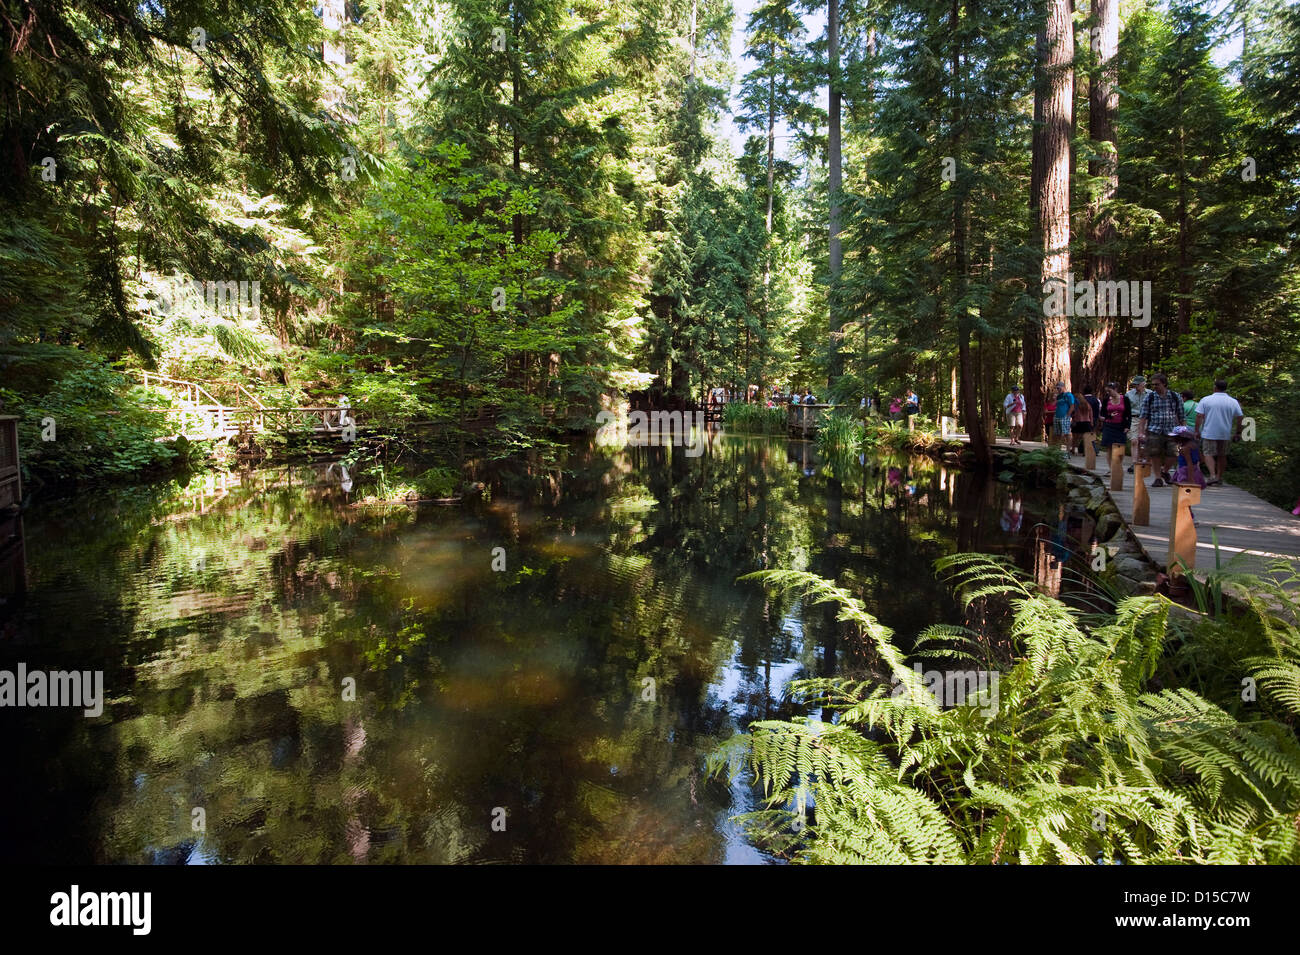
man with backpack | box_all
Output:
[1137,372,1185,487]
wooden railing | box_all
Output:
[138,371,223,408]
[0,416,21,511]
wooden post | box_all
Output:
[1084,436,1096,470]
[1109,444,1124,491]
[1167,483,1201,578]
[1132,462,1150,525]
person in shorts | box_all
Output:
[1194,379,1245,485]
[1003,385,1026,444]
[1137,372,1184,487]
[1069,388,1095,454]
[1125,375,1148,470]
[1052,381,1074,451]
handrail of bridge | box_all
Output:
[136,371,223,408]
[236,383,267,408]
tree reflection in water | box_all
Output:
[2,436,1084,864]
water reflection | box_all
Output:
[2,436,1080,863]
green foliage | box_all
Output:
[415,466,460,499]
[1014,447,1070,486]
[0,347,184,485]
[711,555,1300,864]
[1165,558,1300,729]
[815,412,863,455]
[722,402,788,435]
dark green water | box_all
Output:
[1,437,1074,864]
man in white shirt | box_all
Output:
[1002,385,1026,445]
[1194,379,1244,485]
[1124,375,1147,470]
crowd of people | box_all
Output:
[859,389,920,421]
[1003,374,1246,489]
[707,384,823,410]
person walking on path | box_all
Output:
[1137,372,1184,487]
[1194,379,1245,485]
[1098,383,1131,473]
[1042,393,1057,442]
[1052,381,1075,452]
[1181,389,1197,428]
[1125,375,1148,472]
[1070,387,1095,455]
[1083,386,1102,454]
[1003,385,1026,444]
[1066,392,1097,459]
[1170,426,1206,488]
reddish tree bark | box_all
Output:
[1082,0,1119,390]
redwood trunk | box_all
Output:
[1038,0,1074,400]
[1082,0,1119,390]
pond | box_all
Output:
[0,436,1084,864]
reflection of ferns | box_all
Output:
[710,555,1300,863]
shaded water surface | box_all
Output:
[2,437,1078,863]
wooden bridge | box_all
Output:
[138,372,359,441]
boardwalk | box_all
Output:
[138,372,358,441]
[955,435,1300,587]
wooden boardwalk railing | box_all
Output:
[135,373,359,440]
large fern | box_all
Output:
[710,555,1300,864]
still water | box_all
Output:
[1,437,1076,864]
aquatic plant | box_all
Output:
[815,413,862,455]
[723,402,787,435]
[711,554,1300,864]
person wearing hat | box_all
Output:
[1124,375,1149,471]
[1002,384,1026,445]
[1169,425,1206,488]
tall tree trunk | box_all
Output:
[511,3,523,248]
[1025,24,1047,440]
[762,67,775,394]
[1082,0,1118,390]
[952,0,987,465]
[688,0,698,81]
[1038,0,1074,401]
[861,23,877,387]
[827,0,844,384]
[1175,41,1191,339]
